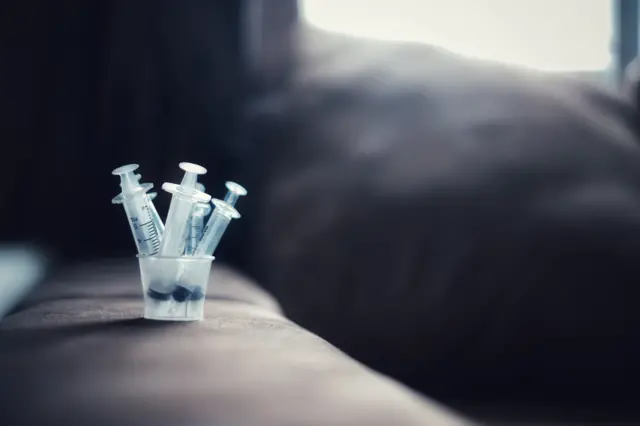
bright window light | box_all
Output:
[301,0,614,72]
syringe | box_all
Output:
[158,181,210,257]
[112,181,164,240]
[223,181,247,207]
[194,199,240,257]
[184,183,212,256]
[112,164,164,256]
[178,162,207,189]
[188,182,244,257]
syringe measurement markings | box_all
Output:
[141,219,161,251]
[135,201,160,253]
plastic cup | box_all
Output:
[137,255,214,321]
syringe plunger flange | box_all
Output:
[179,162,207,189]
[112,164,146,197]
[112,164,139,175]
[223,181,247,207]
[112,182,154,204]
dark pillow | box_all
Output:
[251,27,640,402]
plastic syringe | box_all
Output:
[158,164,210,257]
[194,199,240,257]
[112,164,164,256]
[161,182,211,256]
[178,163,208,255]
[223,181,247,207]
[178,162,207,189]
[184,183,212,256]
[112,181,164,239]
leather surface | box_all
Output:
[0,260,470,426]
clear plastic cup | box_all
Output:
[137,255,214,321]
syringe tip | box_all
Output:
[179,162,207,175]
[225,181,247,196]
[112,164,139,175]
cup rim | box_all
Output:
[136,255,215,262]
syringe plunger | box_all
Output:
[179,162,207,189]
[223,181,247,207]
[195,199,240,257]
[158,183,211,257]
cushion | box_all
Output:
[250,26,640,404]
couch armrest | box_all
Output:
[0,260,471,426]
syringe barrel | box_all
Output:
[147,197,165,239]
[184,209,205,256]
[195,212,232,256]
[122,192,161,256]
[158,195,194,257]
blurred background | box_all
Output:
[2,0,640,327]
[1,0,640,335]
[3,1,640,422]
[0,0,635,265]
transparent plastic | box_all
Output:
[185,204,210,255]
[158,183,210,257]
[112,182,164,239]
[179,162,207,188]
[112,164,164,255]
[156,162,209,256]
[138,255,214,321]
[184,183,212,256]
[223,181,247,207]
[194,199,240,256]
